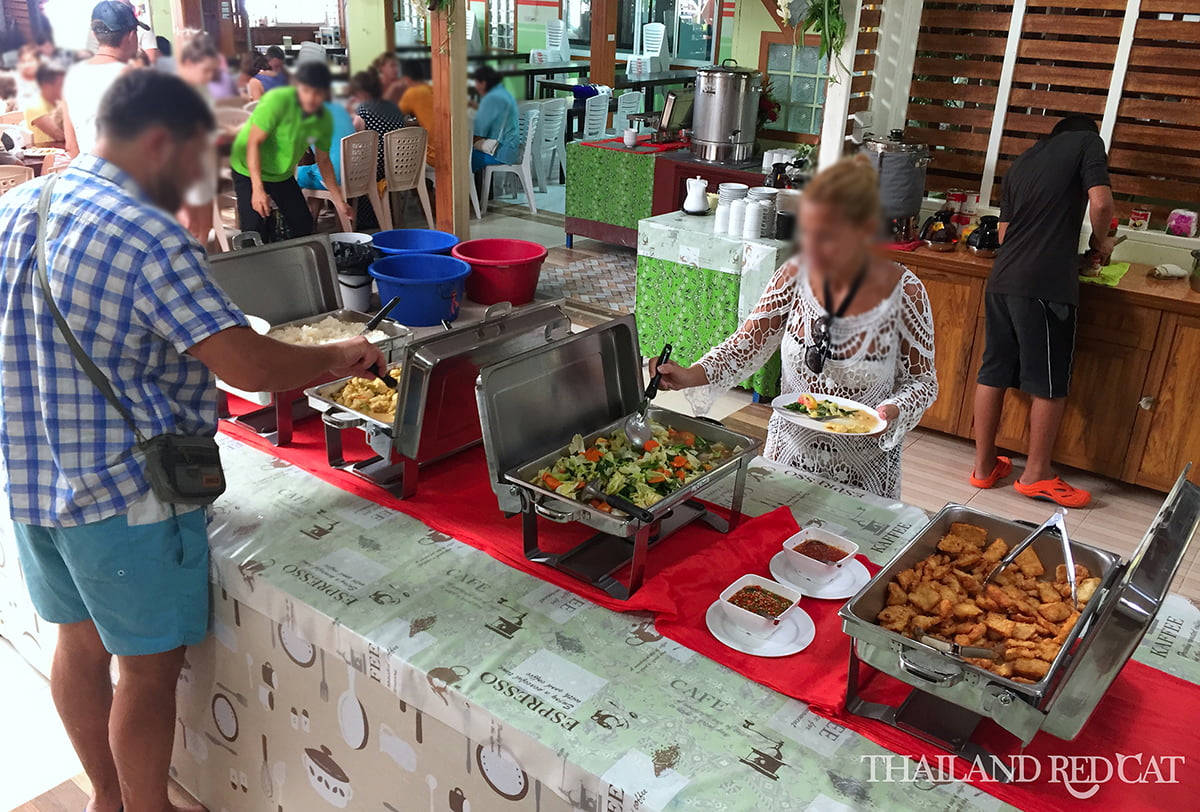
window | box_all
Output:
[395,0,427,45]
[764,41,827,136]
[488,0,515,51]
[564,0,717,62]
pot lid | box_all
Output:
[1042,467,1200,739]
[697,59,759,78]
[305,745,349,782]
[862,129,929,155]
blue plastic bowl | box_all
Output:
[371,228,460,257]
[368,254,472,327]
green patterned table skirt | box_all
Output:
[635,255,782,398]
[565,142,657,230]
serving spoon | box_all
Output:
[625,344,672,449]
[363,296,401,388]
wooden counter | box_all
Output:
[887,245,1200,492]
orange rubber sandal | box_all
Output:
[1013,476,1091,508]
[969,456,1012,489]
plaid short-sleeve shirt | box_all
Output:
[0,156,248,527]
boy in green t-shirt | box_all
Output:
[230,61,351,241]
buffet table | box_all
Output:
[2,412,1199,809]
[564,142,657,249]
[635,210,788,397]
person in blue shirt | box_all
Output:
[0,70,384,812]
[296,100,358,191]
[472,65,519,172]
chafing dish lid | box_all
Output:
[392,300,572,458]
[476,315,644,496]
[1043,467,1200,739]
[209,234,341,324]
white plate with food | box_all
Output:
[705,600,815,657]
[769,552,871,600]
[22,147,63,157]
[770,393,887,436]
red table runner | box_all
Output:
[218,403,1200,808]
[580,136,688,154]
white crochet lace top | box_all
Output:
[692,257,938,499]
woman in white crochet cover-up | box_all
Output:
[654,157,938,499]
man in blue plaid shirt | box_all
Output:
[0,70,384,812]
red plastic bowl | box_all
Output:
[452,238,549,306]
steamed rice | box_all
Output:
[270,316,388,346]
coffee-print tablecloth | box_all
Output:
[635,212,788,399]
[161,433,1200,812]
[3,432,1199,810]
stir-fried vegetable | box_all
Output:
[533,423,736,510]
[785,393,856,420]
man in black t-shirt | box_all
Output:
[970,116,1115,508]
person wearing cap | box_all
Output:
[0,69,385,812]
[63,1,143,158]
[84,0,159,64]
[230,60,351,241]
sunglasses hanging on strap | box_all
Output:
[805,261,871,375]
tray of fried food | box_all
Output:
[876,521,1103,685]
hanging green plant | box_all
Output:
[801,0,849,80]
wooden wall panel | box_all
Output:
[903,1,1013,193]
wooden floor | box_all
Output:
[725,403,1200,602]
[16,775,199,812]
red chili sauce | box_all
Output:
[728,585,792,618]
[796,538,849,563]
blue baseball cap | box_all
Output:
[91,1,150,34]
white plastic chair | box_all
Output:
[383,127,434,229]
[425,164,482,219]
[642,22,666,57]
[528,49,549,64]
[465,12,481,53]
[482,108,539,215]
[613,91,643,134]
[0,165,34,195]
[215,108,250,132]
[533,97,568,191]
[626,56,652,76]
[581,94,608,141]
[302,129,391,231]
[243,100,258,113]
[296,41,325,65]
[545,19,569,61]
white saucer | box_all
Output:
[769,553,871,600]
[705,600,816,657]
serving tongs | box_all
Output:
[919,635,998,661]
[983,507,1079,611]
[364,297,401,388]
[624,344,672,449]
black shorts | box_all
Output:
[977,293,1077,399]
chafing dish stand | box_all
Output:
[308,301,573,499]
[477,316,761,600]
[838,468,1200,781]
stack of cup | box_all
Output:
[743,201,763,239]
[714,203,731,233]
[747,187,780,239]
[728,199,748,236]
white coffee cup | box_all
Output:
[623,128,638,148]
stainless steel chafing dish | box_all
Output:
[839,469,1200,778]
[305,301,572,498]
[209,234,413,445]
[476,316,762,600]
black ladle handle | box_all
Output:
[371,363,398,388]
[604,492,656,524]
[645,343,673,401]
[364,297,401,332]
